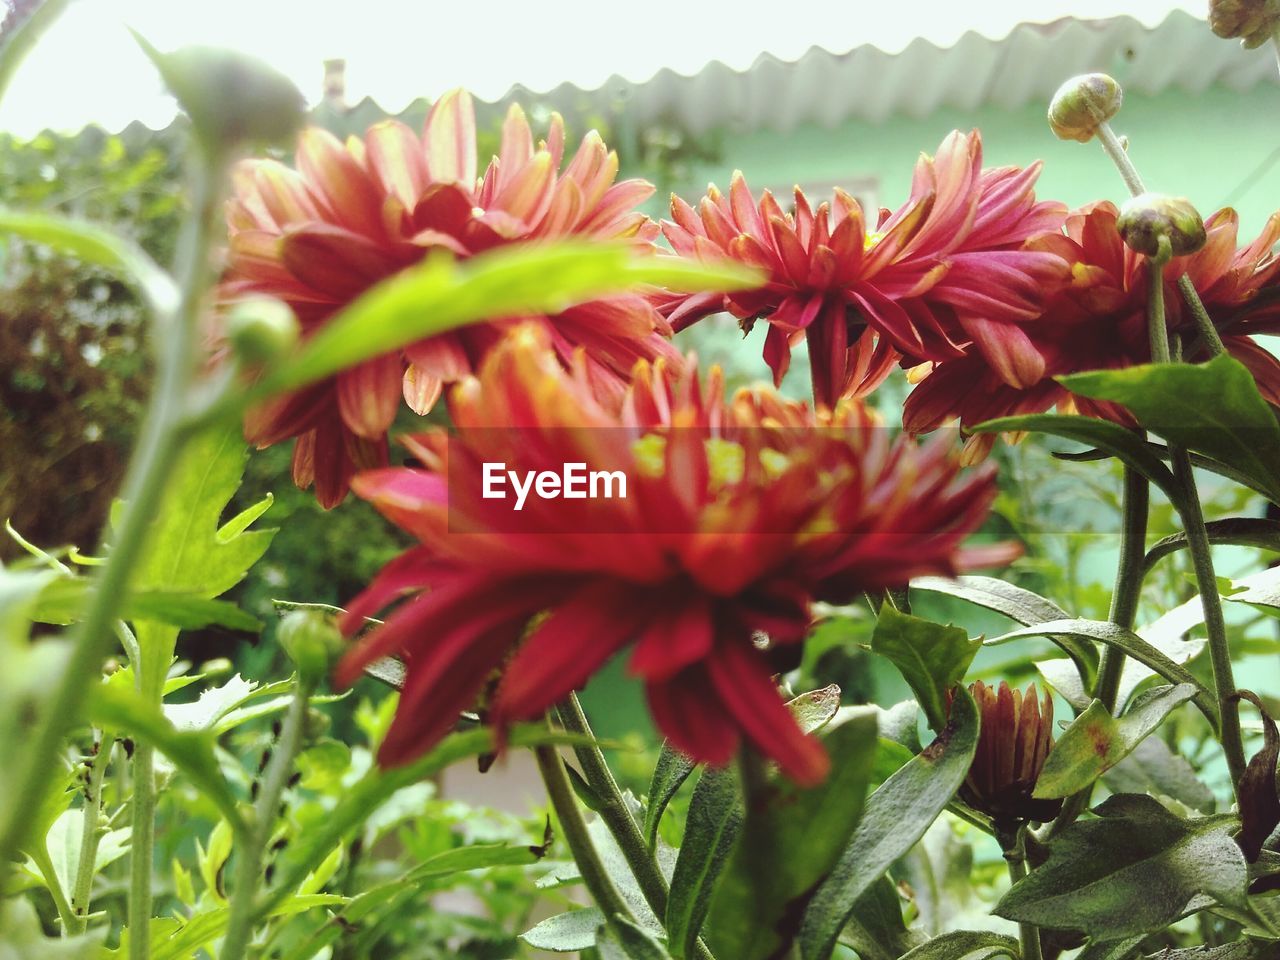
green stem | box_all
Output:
[1096,121,1146,196]
[532,738,634,926]
[556,695,717,960]
[128,741,156,960]
[1050,463,1150,836]
[30,846,78,932]
[0,150,222,880]
[1176,274,1228,359]
[1171,449,1247,788]
[220,679,315,960]
[1000,825,1043,960]
[70,734,111,932]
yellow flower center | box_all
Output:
[864,230,885,250]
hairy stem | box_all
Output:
[533,737,634,925]
[1176,274,1227,359]
[1001,825,1043,960]
[70,734,111,932]
[557,694,717,960]
[1096,121,1146,196]
[128,742,156,960]
[220,679,314,960]
[0,149,221,881]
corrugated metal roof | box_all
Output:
[320,10,1277,139]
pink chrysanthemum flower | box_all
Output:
[334,324,1015,785]
[221,89,677,506]
[659,131,1067,407]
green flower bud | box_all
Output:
[1117,193,1207,258]
[1047,73,1123,143]
[1210,0,1280,48]
[278,610,343,686]
[225,297,299,366]
[303,707,332,740]
[134,34,305,152]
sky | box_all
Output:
[0,0,1206,135]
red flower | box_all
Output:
[659,131,1067,408]
[904,202,1280,456]
[221,89,677,507]
[335,324,1014,785]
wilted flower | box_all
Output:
[659,131,1066,408]
[221,89,677,506]
[335,324,1013,784]
[960,680,1061,824]
[1046,73,1123,143]
[905,201,1280,454]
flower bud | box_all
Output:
[278,610,343,686]
[1047,73,1123,143]
[959,681,1062,825]
[135,35,305,152]
[225,297,299,366]
[1117,193,1207,258]
[1210,0,1280,48]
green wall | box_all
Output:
[667,83,1280,241]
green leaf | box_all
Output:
[23,807,129,903]
[1035,684,1197,798]
[521,908,605,952]
[0,896,103,959]
[995,794,1248,938]
[705,710,879,960]
[0,208,178,317]
[88,682,247,836]
[836,875,927,960]
[1143,518,1280,575]
[1075,936,1146,960]
[897,931,1021,960]
[598,917,675,960]
[1222,565,1280,620]
[871,607,981,733]
[787,684,843,735]
[1102,736,1215,813]
[666,768,741,959]
[969,413,1184,508]
[257,241,761,401]
[33,577,261,631]
[988,619,1217,727]
[1062,355,1280,504]
[798,688,981,960]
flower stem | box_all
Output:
[0,150,221,881]
[220,678,315,960]
[1171,448,1247,788]
[1096,121,1146,196]
[128,741,156,960]
[532,737,635,925]
[1000,825,1042,960]
[556,694,717,960]
[70,734,111,933]
[1176,275,1228,359]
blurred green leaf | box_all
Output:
[0,896,102,959]
[799,689,980,960]
[32,576,261,631]
[1035,684,1197,799]
[871,607,980,733]
[836,875,927,960]
[995,795,1247,938]
[897,931,1020,960]
[666,768,740,959]
[257,241,761,402]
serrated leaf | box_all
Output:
[1062,356,1280,504]
[897,931,1020,960]
[871,607,981,732]
[32,577,262,631]
[705,710,879,960]
[995,794,1247,938]
[1035,684,1197,798]
[799,689,981,960]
